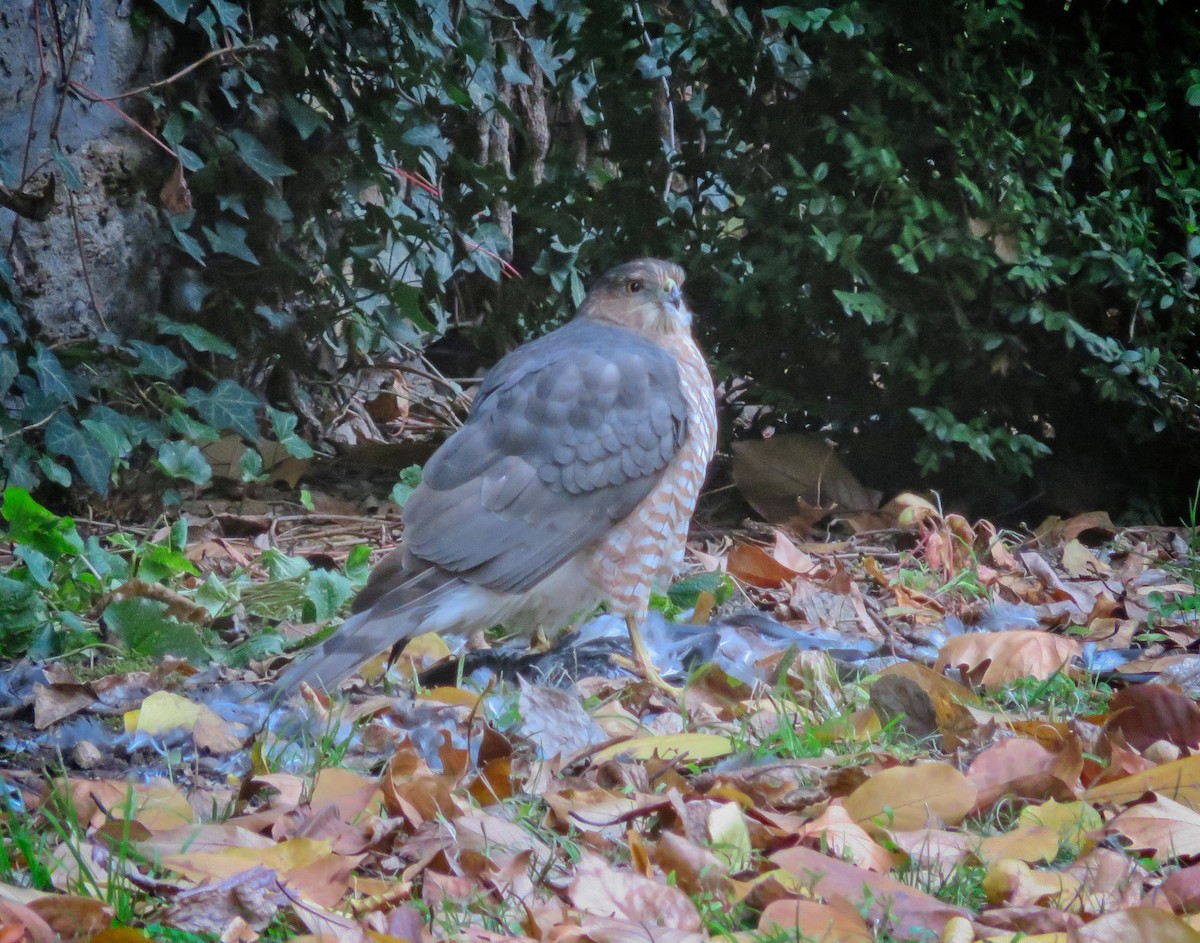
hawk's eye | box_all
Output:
[626,280,643,294]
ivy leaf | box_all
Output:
[1,487,84,559]
[37,455,72,488]
[138,543,200,581]
[344,544,372,583]
[280,95,327,140]
[229,129,296,182]
[668,571,735,610]
[157,318,237,357]
[203,220,259,264]
[269,408,314,459]
[240,447,267,482]
[168,213,206,264]
[400,124,450,160]
[304,568,354,622]
[185,380,260,440]
[104,597,209,660]
[166,409,221,443]
[51,142,82,190]
[44,415,112,495]
[126,340,186,379]
[0,349,17,396]
[155,441,213,485]
[390,464,423,507]
[30,345,78,407]
[151,0,197,23]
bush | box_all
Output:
[1,0,1196,516]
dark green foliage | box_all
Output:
[1,0,1197,514]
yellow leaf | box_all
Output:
[1018,799,1100,855]
[707,802,751,873]
[417,686,482,709]
[973,824,1060,866]
[399,632,451,661]
[842,763,977,832]
[592,733,735,764]
[1084,755,1200,810]
[124,690,203,734]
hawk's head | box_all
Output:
[578,259,691,336]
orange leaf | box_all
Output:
[935,630,1081,689]
[1072,907,1200,943]
[841,763,976,832]
[727,543,798,588]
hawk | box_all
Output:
[273,259,717,695]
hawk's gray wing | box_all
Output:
[401,319,689,594]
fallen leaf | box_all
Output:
[1108,793,1200,861]
[732,435,878,525]
[1018,799,1100,856]
[1084,754,1200,809]
[592,733,735,764]
[936,630,1082,689]
[758,897,871,942]
[973,824,1060,866]
[798,805,896,871]
[1105,684,1200,753]
[966,736,1083,811]
[1072,906,1200,942]
[841,763,976,832]
[982,858,1081,907]
[726,543,799,588]
[707,802,752,873]
[769,846,968,937]
[568,853,700,931]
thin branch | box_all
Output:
[67,81,178,160]
[66,186,108,331]
[106,43,260,100]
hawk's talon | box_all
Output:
[621,613,682,696]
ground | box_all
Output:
[3,482,1200,943]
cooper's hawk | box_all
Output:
[272,259,717,696]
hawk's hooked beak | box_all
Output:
[664,277,683,308]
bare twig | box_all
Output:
[66,186,108,330]
[106,43,261,100]
[67,81,178,160]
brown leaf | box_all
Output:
[1107,793,1200,861]
[1071,907,1200,943]
[798,805,897,871]
[972,824,1060,866]
[841,762,976,832]
[568,853,701,931]
[726,542,798,588]
[885,829,974,882]
[936,630,1082,689]
[1148,863,1200,913]
[22,895,110,942]
[966,736,1083,812]
[1085,754,1200,809]
[0,174,55,222]
[158,866,285,933]
[33,682,96,729]
[732,435,879,526]
[769,846,968,936]
[160,162,192,214]
[1106,684,1200,753]
[646,832,730,898]
[758,897,872,942]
